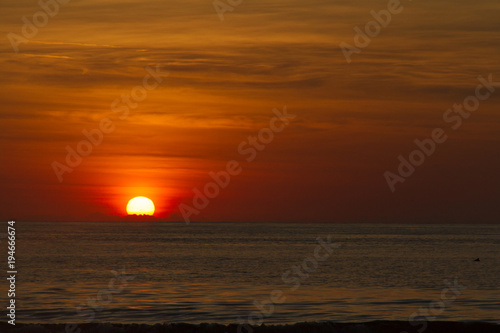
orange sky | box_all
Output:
[1,0,499,222]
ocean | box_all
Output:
[9,222,500,325]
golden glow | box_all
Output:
[126,196,155,216]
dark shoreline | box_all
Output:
[2,321,500,333]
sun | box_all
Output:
[126,196,155,216]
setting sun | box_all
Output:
[126,196,155,216]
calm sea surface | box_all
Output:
[9,222,500,324]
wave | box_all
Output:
[1,321,500,333]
